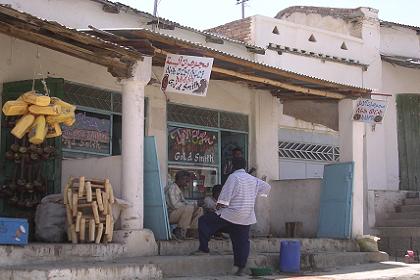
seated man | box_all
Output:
[203,184,228,240]
[203,184,223,214]
[165,170,203,239]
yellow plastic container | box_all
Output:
[2,100,28,116]
[29,104,61,116]
[11,114,35,139]
[51,97,76,112]
[63,117,76,127]
[28,115,47,144]
[46,122,62,138]
[46,110,74,124]
[22,91,51,106]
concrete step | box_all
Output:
[387,211,420,220]
[398,205,420,212]
[0,252,388,279]
[0,238,360,268]
[158,238,360,256]
[404,198,420,205]
[380,219,420,227]
[0,243,128,267]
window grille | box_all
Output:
[220,111,249,132]
[278,141,340,162]
[167,103,248,132]
[63,82,121,113]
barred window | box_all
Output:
[167,103,248,132]
[278,141,340,162]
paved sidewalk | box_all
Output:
[166,262,420,279]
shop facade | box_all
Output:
[0,3,373,249]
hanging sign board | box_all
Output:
[161,54,213,97]
[353,98,387,124]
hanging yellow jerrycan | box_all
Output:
[22,90,51,106]
[28,115,47,144]
[46,122,62,138]
[63,117,76,126]
[2,100,29,116]
[46,110,74,124]
[29,104,61,116]
[51,97,76,112]
[11,114,35,139]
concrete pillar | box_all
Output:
[251,92,280,236]
[114,57,158,257]
[339,99,365,237]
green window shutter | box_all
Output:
[396,94,420,191]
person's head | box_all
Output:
[232,157,247,172]
[212,184,223,200]
[232,147,242,158]
[175,170,191,188]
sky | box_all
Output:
[117,0,419,30]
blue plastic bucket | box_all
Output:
[279,240,301,273]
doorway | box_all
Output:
[221,131,248,184]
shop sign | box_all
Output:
[161,54,213,97]
[353,98,387,124]
[168,126,217,165]
[62,111,111,154]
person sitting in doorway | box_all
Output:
[165,170,203,240]
[203,184,229,240]
[203,184,223,214]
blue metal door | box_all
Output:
[317,162,354,239]
[144,136,171,240]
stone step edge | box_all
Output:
[0,251,388,271]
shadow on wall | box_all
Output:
[61,156,122,198]
[269,179,322,237]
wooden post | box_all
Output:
[95,223,104,244]
[79,217,86,242]
[89,218,95,242]
[96,188,104,212]
[75,212,82,232]
[78,176,85,198]
[92,201,100,224]
[86,181,92,202]
[72,193,78,217]
[103,192,109,215]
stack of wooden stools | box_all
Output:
[64,177,115,244]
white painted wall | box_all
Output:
[381,26,420,58]
[253,15,364,60]
[269,179,322,237]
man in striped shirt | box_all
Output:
[193,157,271,276]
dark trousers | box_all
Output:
[198,212,250,268]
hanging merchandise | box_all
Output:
[2,91,76,144]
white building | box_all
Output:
[209,5,420,249]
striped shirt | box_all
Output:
[216,169,271,225]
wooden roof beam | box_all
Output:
[0,22,133,78]
[211,66,346,99]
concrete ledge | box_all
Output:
[0,261,162,280]
[0,243,126,266]
[0,251,389,279]
[158,238,360,256]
